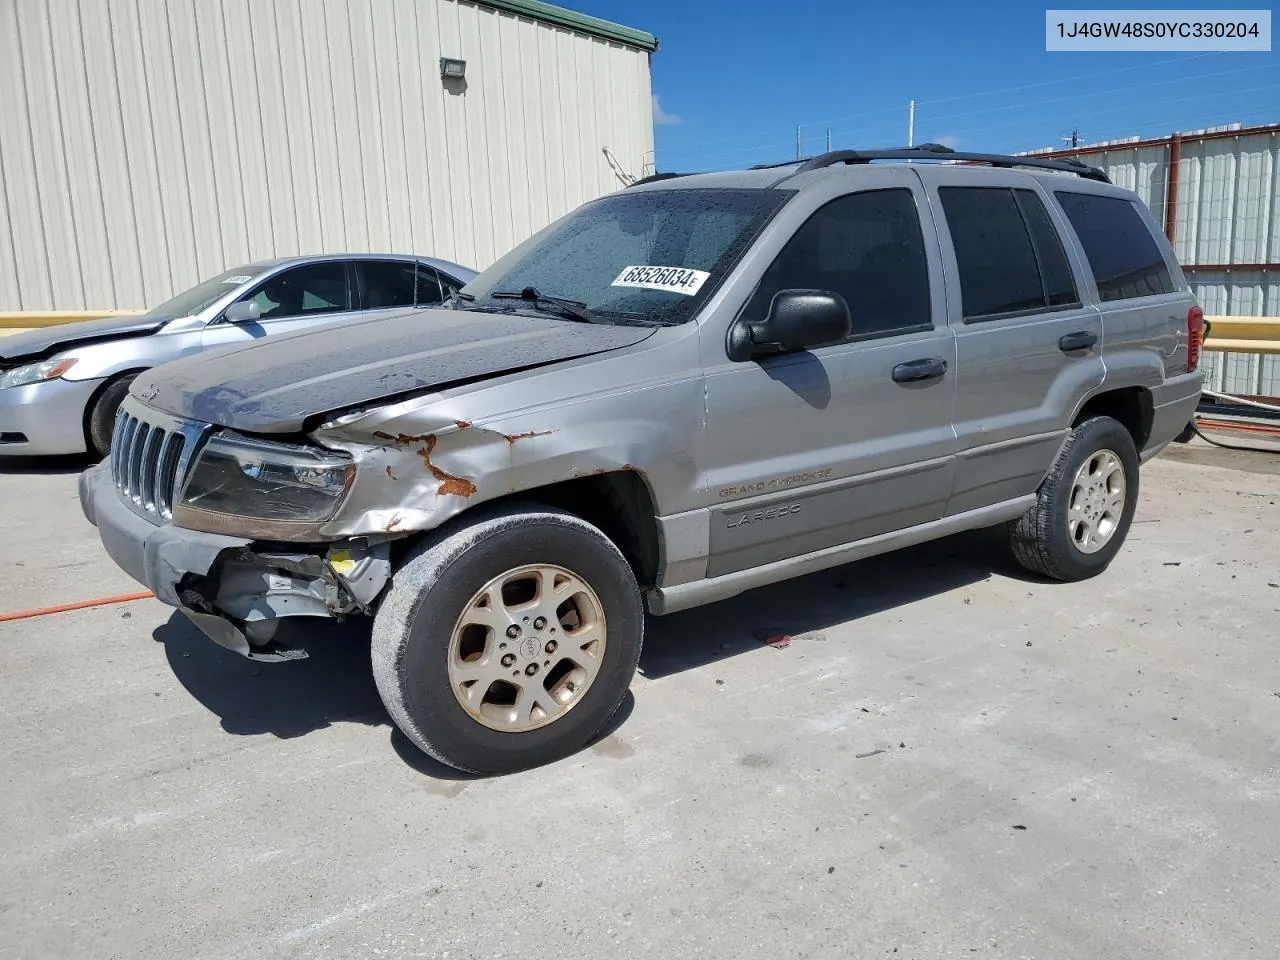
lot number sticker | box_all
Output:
[611,265,710,296]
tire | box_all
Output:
[371,503,644,774]
[1172,419,1196,444]
[86,373,139,459]
[1007,416,1140,582]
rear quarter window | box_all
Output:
[1054,192,1176,301]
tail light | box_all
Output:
[1187,305,1204,373]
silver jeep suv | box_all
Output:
[80,144,1204,774]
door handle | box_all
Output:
[1058,330,1098,352]
[892,357,948,383]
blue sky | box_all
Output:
[574,0,1279,173]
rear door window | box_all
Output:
[414,264,446,305]
[359,260,418,309]
[1015,189,1079,308]
[1054,191,1176,301]
[743,188,932,340]
[940,187,1053,321]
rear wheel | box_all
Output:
[371,504,643,774]
[86,373,139,459]
[1008,416,1140,581]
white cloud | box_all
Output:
[652,95,681,126]
[934,134,960,149]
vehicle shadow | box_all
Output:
[153,525,1028,775]
[389,691,637,781]
[156,611,635,782]
[639,525,1029,679]
[157,613,389,738]
[0,453,95,475]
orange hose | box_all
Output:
[0,591,154,623]
[1196,417,1280,437]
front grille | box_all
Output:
[109,403,209,521]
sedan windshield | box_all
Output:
[142,265,267,319]
[461,188,790,326]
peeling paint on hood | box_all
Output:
[129,308,658,433]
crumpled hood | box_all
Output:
[130,308,657,433]
[0,314,169,364]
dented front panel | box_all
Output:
[311,324,709,541]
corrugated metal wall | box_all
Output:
[0,0,654,312]
[1031,126,1280,397]
[1080,145,1170,216]
[1177,132,1280,397]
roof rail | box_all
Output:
[749,159,806,170]
[792,143,1111,183]
[628,172,691,187]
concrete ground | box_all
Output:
[2,442,1279,960]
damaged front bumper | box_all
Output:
[79,462,390,662]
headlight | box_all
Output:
[0,357,77,389]
[173,433,355,536]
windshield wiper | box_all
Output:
[489,287,594,323]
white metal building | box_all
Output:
[1024,123,1280,398]
[0,0,657,313]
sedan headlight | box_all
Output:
[0,357,77,389]
[173,433,355,536]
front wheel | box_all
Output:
[371,504,644,774]
[86,373,139,459]
[1008,415,1140,582]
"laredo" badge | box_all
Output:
[725,503,802,529]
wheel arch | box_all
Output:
[1070,385,1155,452]
[390,469,663,589]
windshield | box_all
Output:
[461,188,790,326]
[142,266,267,319]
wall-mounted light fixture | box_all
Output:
[439,57,467,80]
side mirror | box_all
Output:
[224,300,261,324]
[728,289,852,361]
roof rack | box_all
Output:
[628,172,691,187]
[791,143,1110,183]
[626,145,1109,188]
